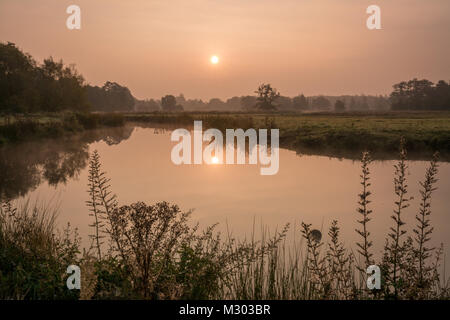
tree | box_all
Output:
[275,96,293,110]
[374,95,390,111]
[207,98,225,111]
[134,99,160,112]
[0,42,88,114]
[293,94,308,110]
[255,83,280,111]
[390,78,444,110]
[362,96,370,110]
[349,97,357,111]
[161,95,183,112]
[38,57,88,112]
[240,96,257,111]
[0,42,38,114]
[103,81,134,111]
[312,96,331,110]
[86,82,134,112]
[225,96,242,111]
[334,100,346,112]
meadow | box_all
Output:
[2,111,449,158]
[126,111,450,160]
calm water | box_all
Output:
[2,125,450,265]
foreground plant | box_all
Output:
[85,150,287,299]
[0,199,80,299]
[356,151,374,269]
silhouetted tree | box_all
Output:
[312,96,331,110]
[390,78,449,110]
[86,82,134,112]
[0,42,88,114]
[276,96,293,110]
[225,96,242,111]
[134,99,160,112]
[255,83,280,111]
[240,96,257,111]
[349,97,357,111]
[334,100,346,112]
[207,98,225,111]
[293,94,308,110]
[161,95,183,112]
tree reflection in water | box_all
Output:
[0,126,134,200]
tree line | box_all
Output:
[1,42,448,114]
[0,42,88,114]
[390,78,450,110]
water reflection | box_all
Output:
[2,123,448,200]
[0,126,134,200]
[2,125,449,266]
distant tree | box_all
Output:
[103,81,134,111]
[161,95,183,112]
[86,82,134,112]
[134,99,160,112]
[240,95,257,111]
[161,95,176,110]
[334,100,346,112]
[349,97,357,111]
[207,98,225,110]
[293,94,308,110]
[432,80,450,110]
[255,83,280,111]
[312,96,331,110]
[275,96,293,110]
[225,96,242,111]
[183,98,206,111]
[360,95,370,111]
[176,94,186,105]
[390,78,450,110]
[374,95,390,111]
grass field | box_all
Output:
[125,111,450,160]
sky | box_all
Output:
[1,0,449,100]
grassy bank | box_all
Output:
[2,111,450,160]
[0,112,124,145]
[125,111,450,160]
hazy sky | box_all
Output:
[1,0,449,100]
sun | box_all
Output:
[211,156,219,164]
[210,55,219,64]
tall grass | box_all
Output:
[0,199,80,299]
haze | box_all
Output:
[1,0,449,100]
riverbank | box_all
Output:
[2,111,449,160]
[125,111,450,160]
[0,112,124,145]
